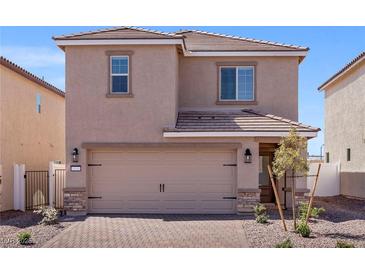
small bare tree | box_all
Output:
[272,128,308,229]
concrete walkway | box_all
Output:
[43,214,249,248]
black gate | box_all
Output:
[54,169,66,209]
[25,171,49,210]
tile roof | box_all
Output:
[175,30,308,52]
[0,56,65,97]
[53,26,308,53]
[53,26,181,40]
[318,51,365,90]
[164,109,320,133]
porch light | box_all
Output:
[72,148,79,163]
[244,148,252,163]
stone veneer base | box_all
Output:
[64,187,87,216]
[236,188,261,213]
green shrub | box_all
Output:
[254,204,269,224]
[254,204,266,216]
[296,221,311,237]
[298,202,325,220]
[256,214,269,224]
[34,206,58,225]
[275,238,293,248]
[17,232,31,245]
[336,241,355,248]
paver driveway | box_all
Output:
[43,214,249,248]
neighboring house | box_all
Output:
[318,51,365,199]
[0,56,65,211]
[54,27,319,215]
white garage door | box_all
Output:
[87,149,237,214]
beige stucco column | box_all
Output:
[64,144,87,215]
[236,140,260,213]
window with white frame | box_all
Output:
[220,66,254,101]
[110,56,129,93]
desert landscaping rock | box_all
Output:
[243,196,365,248]
[0,211,82,248]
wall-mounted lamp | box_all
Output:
[72,148,79,163]
[244,148,252,163]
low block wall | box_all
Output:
[307,163,340,197]
[340,172,365,199]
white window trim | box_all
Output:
[219,66,255,102]
[110,55,129,94]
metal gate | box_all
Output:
[54,169,66,209]
[25,171,49,210]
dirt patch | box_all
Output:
[242,196,365,248]
[0,211,82,248]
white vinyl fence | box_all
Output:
[307,162,340,196]
[49,161,66,208]
[13,164,26,211]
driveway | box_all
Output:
[43,214,249,248]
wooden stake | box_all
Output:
[291,170,296,229]
[305,163,322,224]
[268,165,287,232]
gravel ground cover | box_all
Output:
[243,196,365,248]
[0,211,82,248]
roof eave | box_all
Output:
[0,56,65,97]
[163,131,318,138]
[318,53,365,91]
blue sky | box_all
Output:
[1,26,364,155]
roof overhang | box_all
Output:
[163,131,318,138]
[184,51,307,57]
[318,52,365,91]
[54,39,307,59]
[54,39,185,50]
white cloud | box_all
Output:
[0,46,64,68]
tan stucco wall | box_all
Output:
[64,44,304,211]
[324,62,365,198]
[0,65,65,211]
[179,56,299,120]
[65,45,180,189]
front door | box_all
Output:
[259,144,277,203]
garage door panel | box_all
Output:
[201,200,236,210]
[89,200,124,210]
[90,166,169,180]
[88,149,236,214]
[90,151,163,161]
[125,200,161,211]
[90,181,162,193]
[161,200,197,210]
[164,182,234,194]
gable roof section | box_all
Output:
[53,27,308,59]
[164,109,319,138]
[53,26,181,40]
[176,30,308,52]
[318,51,365,91]
[0,56,65,97]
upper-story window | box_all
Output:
[219,66,255,101]
[36,93,41,113]
[110,56,129,93]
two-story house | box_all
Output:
[0,56,65,211]
[319,51,365,199]
[54,27,319,215]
